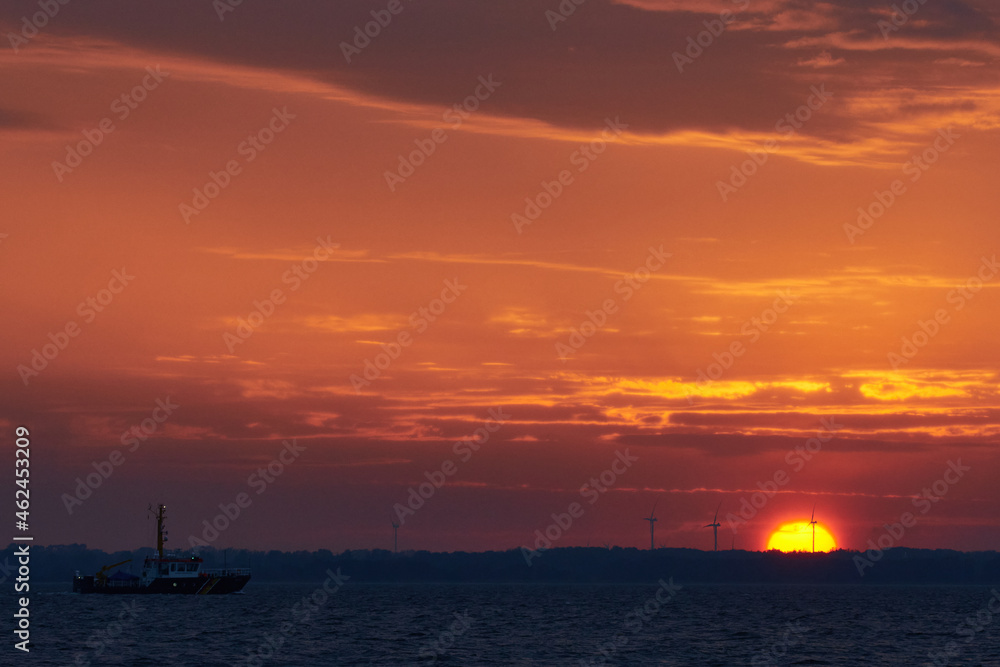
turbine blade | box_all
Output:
[650,493,662,518]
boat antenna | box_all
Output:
[147,504,167,559]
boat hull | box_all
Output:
[72,573,250,594]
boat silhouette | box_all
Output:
[72,504,250,594]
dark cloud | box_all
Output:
[3,0,997,138]
[0,107,49,130]
[669,409,1000,433]
[614,431,937,455]
[899,100,978,115]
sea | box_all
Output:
[9,583,1000,666]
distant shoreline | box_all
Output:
[10,544,1000,586]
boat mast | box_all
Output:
[155,504,167,559]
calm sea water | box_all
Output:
[9,583,1000,665]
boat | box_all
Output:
[72,504,251,594]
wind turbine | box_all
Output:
[809,504,817,553]
[704,502,722,552]
[391,517,399,554]
[643,495,661,550]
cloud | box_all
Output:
[934,57,987,66]
[197,245,376,263]
[0,108,51,131]
[1,0,997,155]
[797,50,846,68]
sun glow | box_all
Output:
[766,521,837,552]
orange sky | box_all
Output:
[2,0,999,554]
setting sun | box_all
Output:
[767,522,837,553]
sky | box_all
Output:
[2,0,999,555]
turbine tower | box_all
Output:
[643,496,661,550]
[809,504,817,553]
[704,502,722,552]
[391,518,399,554]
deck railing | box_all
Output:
[202,567,251,577]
